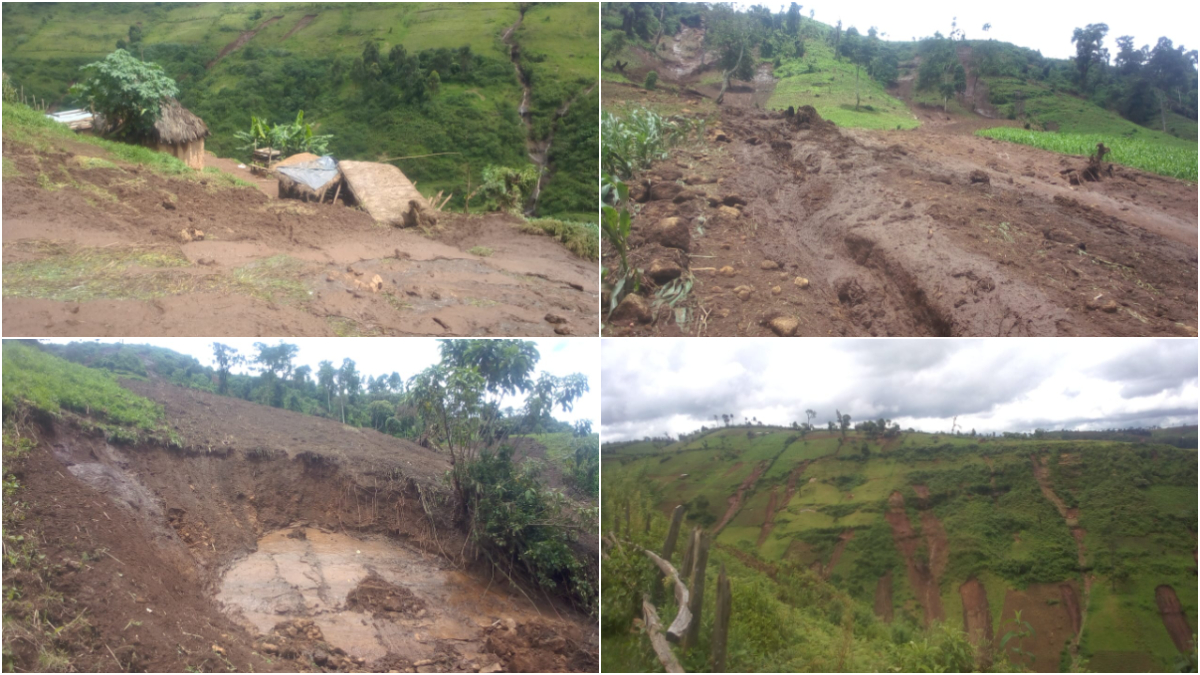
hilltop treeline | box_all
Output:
[602,2,1197,136]
[38,340,598,497]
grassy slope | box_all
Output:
[2,2,596,221]
[603,427,1197,671]
[766,39,919,130]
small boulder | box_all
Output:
[651,217,691,251]
[768,316,799,336]
[611,294,652,324]
[544,313,568,325]
[648,259,683,284]
[794,277,811,289]
[760,260,780,270]
[723,195,748,207]
[716,205,741,223]
[968,170,991,185]
[733,285,754,301]
[684,175,717,185]
[718,266,737,277]
[771,286,782,295]
[648,182,683,201]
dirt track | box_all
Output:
[2,142,598,336]
[2,379,597,673]
[603,46,1197,337]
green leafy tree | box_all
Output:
[70,50,179,140]
[1071,23,1109,92]
[211,343,244,395]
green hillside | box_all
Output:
[602,426,1198,672]
[2,2,597,221]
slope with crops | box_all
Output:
[2,2,598,223]
[2,340,598,673]
[601,423,1197,672]
[599,4,1197,337]
[1,102,598,337]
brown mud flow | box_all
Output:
[958,578,993,664]
[1155,585,1195,653]
[712,460,767,534]
[4,380,596,673]
[873,570,894,623]
[2,143,597,337]
[882,490,945,626]
[605,66,1197,337]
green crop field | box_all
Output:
[603,425,1197,672]
[976,127,1198,181]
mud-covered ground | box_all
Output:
[602,44,1197,337]
[2,379,597,673]
[2,141,597,337]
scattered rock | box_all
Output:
[179,227,205,243]
[718,266,737,277]
[771,286,782,295]
[260,643,279,655]
[611,294,651,324]
[650,217,691,251]
[723,194,748,207]
[1043,228,1078,245]
[716,308,731,318]
[760,260,780,270]
[553,325,573,336]
[968,170,991,184]
[648,259,683,284]
[479,664,503,674]
[544,313,567,325]
[794,277,810,289]
[1087,294,1119,313]
[715,205,741,223]
[1172,323,1198,337]
[648,182,684,201]
[768,316,799,336]
[734,285,754,301]
[684,175,717,185]
[162,199,176,210]
[211,645,226,657]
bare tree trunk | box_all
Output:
[715,44,745,105]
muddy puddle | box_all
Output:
[218,527,539,666]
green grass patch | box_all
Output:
[976,127,1197,181]
[468,245,493,257]
[2,341,166,434]
[766,41,919,130]
[3,156,21,178]
[519,218,599,260]
[2,242,193,302]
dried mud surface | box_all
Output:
[604,71,1196,337]
[2,380,597,673]
[2,145,597,337]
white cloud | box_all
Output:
[602,338,1198,441]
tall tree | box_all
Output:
[1071,23,1109,92]
[211,343,243,395]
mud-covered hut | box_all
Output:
[339,161,435,228]
[275,153,343,203]
[147,99,209,170]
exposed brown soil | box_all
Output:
[994,582,1080,673]
[1060,582,1082,637]
[883,490,944,626]
[282,14,318,40]
[603,51,1197,337]
[780,459,812,509]
[873,571,894,622]
[820,529,855,580]
[1155,585,1195,653]
[715,542,778,580]
[1,379,597,673]
[959,578,993,662]
[208,16,283,68]
[2,144,597,337]
[755,487,778,547]
[712,460,767,534]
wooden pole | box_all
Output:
[680,527,698,585]
[625,500,632,536]
[710,562,732,672]
[643,595,685,673]
[332,180,342,205]
[642,549,692,642]
[683,531,710,651]
[656,505,687,603]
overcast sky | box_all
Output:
[42,338,599,427]
[737,0,1197,60]
[601,338,1198,441]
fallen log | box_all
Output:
[643,595,685,673]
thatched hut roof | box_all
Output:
[150,98,209,145]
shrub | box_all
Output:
[644,70,658,90]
